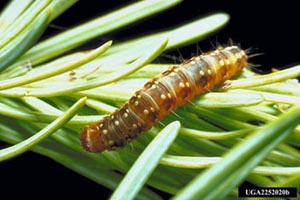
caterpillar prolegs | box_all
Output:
[81,46,248,152]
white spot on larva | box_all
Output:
[160,94,166,100]
[151,84,156,89]
[108,140,114,145]
[170,72,176,76]
[219,60,225,66]
[126,109,130,113]
[143,109,149,115]
[134,101,139,106]
[167,93,172,98]
[207,69,212,75]
[137,94,141,98]
[100,123,103,128]
[154,81,159,85]
[114,120,120,126]
[132,124,137,128]
[111,115,114,119]
[174,68,179,72]
[150,107,155,112]
[179,82,185,88]
[186,82,190,87]
[240,50,246,56]
[103,129,108,134]
[190,60,196,65]
[199,70,205,76]
[123,113,128,118]
[195,57,201,61]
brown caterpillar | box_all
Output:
[81,46,248,152]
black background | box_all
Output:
[0,1,299,199]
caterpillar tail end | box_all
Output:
[81,125,106,153]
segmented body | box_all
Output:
[81,46,248,152]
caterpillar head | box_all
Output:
[81,124,106,153]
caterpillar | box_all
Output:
[81,46,248,152]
